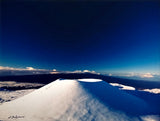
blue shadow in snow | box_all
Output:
[79,81,158,116]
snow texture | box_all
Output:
[0,89,35,104]
[0,79,159,121]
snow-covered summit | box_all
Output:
[0,79,159,121]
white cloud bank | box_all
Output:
[139,73,154,78]
[141,115,160,121]
[0,66,99,76]
[75,70,99,74]
[0,66,50,76]
[110,83,135,90]
[109,83,160,94]
[109,72,155,78]
[0,66,45,71]
[50,70,100,75]
[142,89,160,94]
[107,72,160,81]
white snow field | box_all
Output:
[0,79,159,121]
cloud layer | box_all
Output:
[0,66,99,76]
[109,83,160,94]
[107,72,160,81]
[0,66,50,76]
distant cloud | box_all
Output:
[109,73,112,76]
[139,73,153,78]
[0,66,50,76]
[83,70,90,73]
[125,72,154,78]
[53,69,57,71]
[110,83,160,94]
[141,115,160,121]
[0,66,22,70]
[110,83,135,90]
[58,70,99,74]
[142,88,160,94]
[0,66,100,76]
[106,72,160,81]
[0,66,45,71]
[83,70,98,74]
[74,70,82,73]
[108,72,156,79]
[49,71,59,74]
[26,67,35,70]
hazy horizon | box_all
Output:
[0,65,160,82]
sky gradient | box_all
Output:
[1,1,160,74]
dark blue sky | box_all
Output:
[1,1,160,73]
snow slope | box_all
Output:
[0,79,159,121]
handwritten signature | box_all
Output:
[8,115,24,119]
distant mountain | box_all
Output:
[0,73,160,89]
[0,79,159,121]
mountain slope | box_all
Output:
[0,79,158,121]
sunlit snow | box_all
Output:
[0,79,159,121]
